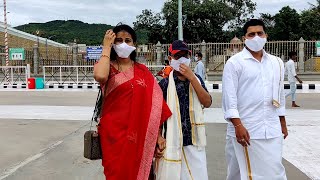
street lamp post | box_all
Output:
[45,38,48,60]
[36,30,40,47]
[178,0,183,40]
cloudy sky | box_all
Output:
[5,0,318,27]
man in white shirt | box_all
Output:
[194,52,206,81]
[222,19,288,180]
[285,51,303,107]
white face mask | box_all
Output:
[245,36,267,52]
[194,56,198,61]
[113,43,136,58]
[170,57,191,71]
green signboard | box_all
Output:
[9,48,25,60]
[316,41,320,56]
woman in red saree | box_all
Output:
[94,24,171,180]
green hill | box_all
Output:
[15,20,113,45]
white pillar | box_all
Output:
[156,41,162,65]
[201,40,206,68]
[298,37,305,72]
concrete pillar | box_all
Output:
[201,40,207,67]
[156,41,162,65]
[298,37,305,72]
[72,43,78,66]
[26,64,31,78]
[33,43,39,75]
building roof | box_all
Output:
[0,22,68,47]
[230,36,242,44]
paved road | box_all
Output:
[0,91,318,180]
[0,91,319,109]
[0,120,310,180]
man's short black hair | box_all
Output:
[288,51,297,58]
[196,52,202,58]
[243,19,266,35]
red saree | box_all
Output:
[98,63,171,180]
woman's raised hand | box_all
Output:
[103,30,116,48]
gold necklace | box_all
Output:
[117,60,134,89]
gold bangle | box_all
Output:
[234,124,242,128]
[101,54,110,59]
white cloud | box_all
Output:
[2,0,318,27]
[5,0,166,26]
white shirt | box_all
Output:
[222,48,285,139]
[285,59,297,83]
[194,61,205,81]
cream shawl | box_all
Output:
[271,56,284,108]
[155,71,206,180]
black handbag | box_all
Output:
[83,86,103,160]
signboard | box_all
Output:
[316,41,320,56]
[9,48,25,60]
[86,47,103,60]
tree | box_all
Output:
[225,0,256,29]
[300,0,320,40]
[257,13,276,40]
[308,0,320,11]
[260,13,275,29]
[257,2,320,41]
[133,9,164,44]
[161,0,256,43]
[271,6,301,41]
[134,0,256,43]
[16,20,113,45]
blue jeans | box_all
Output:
[285,82,296,101]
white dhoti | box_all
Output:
[155,72,207,180]
[226,136,287,180]
[181,146,208,180]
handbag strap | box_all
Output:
[90,86,103,130]
[90,81,108,131]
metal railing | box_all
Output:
[0,66,28,85]
[146,65,165,81]
[2,39,319,75]
[43,66,96,85]
[42,65,165,85]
